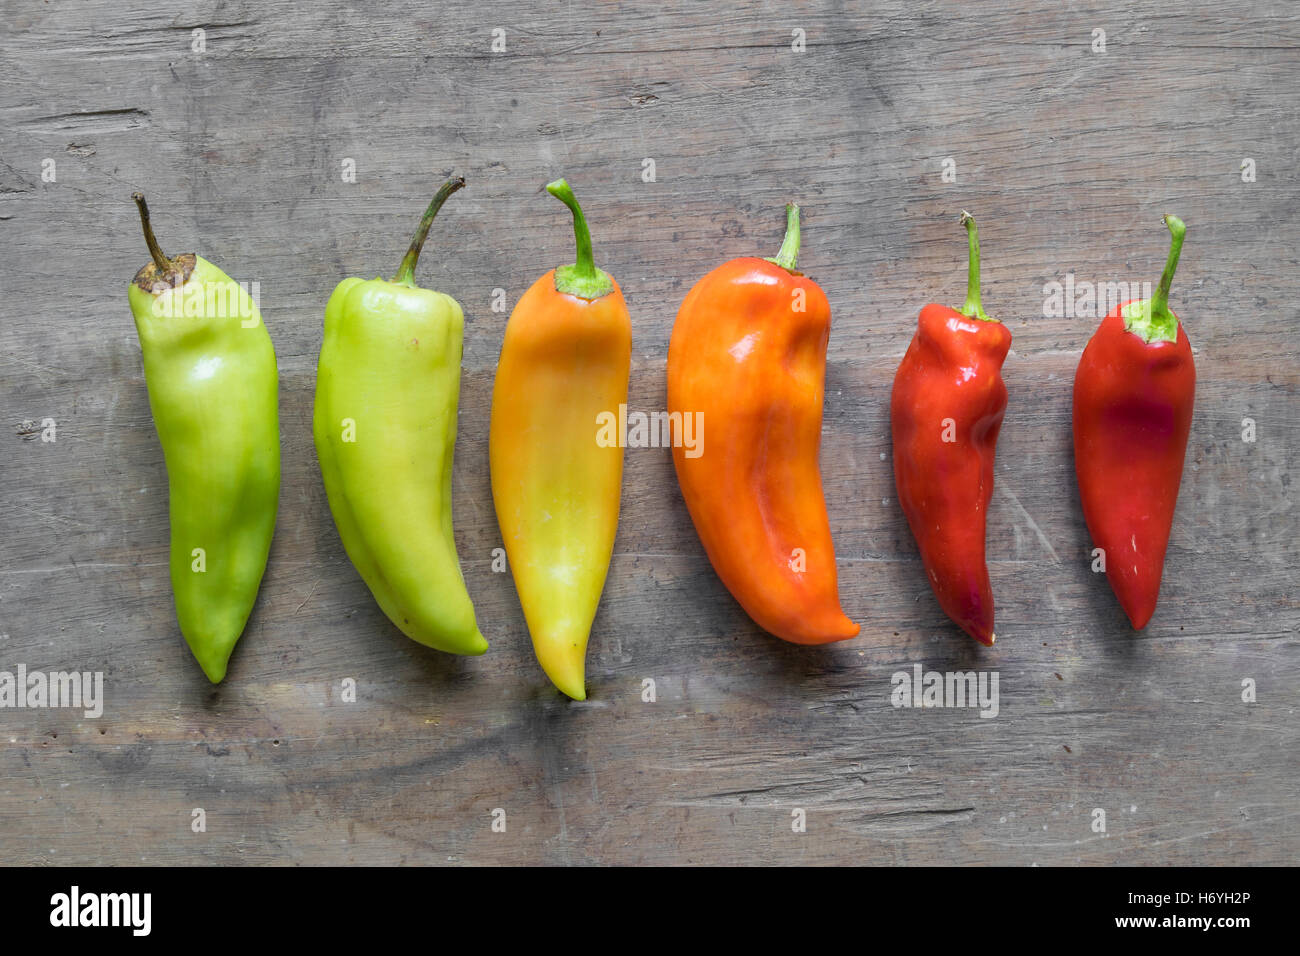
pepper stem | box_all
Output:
[547,178,614,299]
[958,210,991,321]
[764,203,801,272]
[132,192,175,276]
[1150,214,1186,320]
[1121,215,1186,344]
[393,176,465,287]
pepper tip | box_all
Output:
[552,677,587,701]
[198,657,229,684]
[541,657,587,700]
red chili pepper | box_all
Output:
[890,212,1011,646]
[1073,216,1193,629]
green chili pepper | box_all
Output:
[312,176,487,656]
[127,193,281,683]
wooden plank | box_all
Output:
[0,0,1296,865]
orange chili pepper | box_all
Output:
[489,179,631,700]
[667,203,859,645]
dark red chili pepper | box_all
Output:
[1073,215,1193,629]
[890,212,1011,646]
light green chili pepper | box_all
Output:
[126,193,281,683]
[313,176,486,656]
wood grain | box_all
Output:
[0,0,1296,865]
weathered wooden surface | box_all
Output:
[1,0,1297,865]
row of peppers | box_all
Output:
[127,180,1194,698]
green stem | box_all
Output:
[393,176,465,287]
[132,192,175,275]
[1121,215,1186,344]
[764,203,801,272]
[1150,214,1186,320]
[547,178,613,299]
[547,179,596,281]
[958,210,992,321]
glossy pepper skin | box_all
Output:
[1074,215,1193,629]
[313,177,486,656]
[490,180,631,700]
[126,193,280,683]
[891,212,1010,646]
[668,204,858,645]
